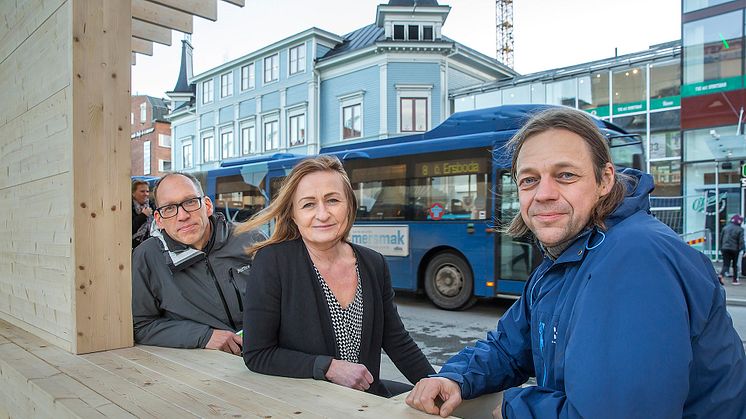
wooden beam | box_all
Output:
[132,18,172,46]
[131,52,136,65]
[221,0,245,6]
[131,37,153,56]
[147,0,218,21]
[132,0,193,34]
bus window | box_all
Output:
[269,176,285,200]
[410,157,489,221]
[350,164,407,220]
[608,134,645,170]
[215,174,266,222]
[498,172,537,281]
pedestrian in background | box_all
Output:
[131,180,155,249]
[720,214,744,286]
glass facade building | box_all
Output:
[452,43,683,232]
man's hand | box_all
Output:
[405,377,462,417]
[205,329,242,355]
[324,359,374,391]
[141,206,153,217]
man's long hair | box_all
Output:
[235,155,357,256]
[504,107,632,238]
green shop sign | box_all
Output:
[583,106,610,118]
[614,101,646,115]
[682,76,743,97]
[650,96,680,110]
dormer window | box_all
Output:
[423,26,433,40]
[393,25,405,40]
[408,25,419,40]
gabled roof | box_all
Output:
[320,24,384,61]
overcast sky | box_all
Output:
[132,0,681,98]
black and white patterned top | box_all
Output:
[313,263,363,363]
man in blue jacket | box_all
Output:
[406,108,746,418]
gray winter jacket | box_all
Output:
[720,222,744,252]
[132,214,264,348]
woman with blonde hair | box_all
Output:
[236,155,434,397]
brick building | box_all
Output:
[131,95,171,176]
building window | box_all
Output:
[158,160,172,172]
[130,112,134,125]
[202,134,215,162]
[423,26,433,40]
[182,141,193,169]
[546,78,577,107]
[683,11,743,96]
[289,113,306,146]
[263,119,279,150]
[342,104,362,139]
[158,134,171,147]
[220,72,233,98]
[139,102,147,123]
[143,141,151,175]
[221,129,234,159]
[393,24,405,40]
[289,44,305,75]
[264,54,279,83]
[408,25,419,41]
[240,123,256,155]
[400,97,427,132]
[202,79,213,104]
[579,72,610,117]
[241,63,255,90]
[683,0,732,13]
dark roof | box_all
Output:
[146,96,170,121]
[321,24,384,60]
[171,40,195,94]
[387,0,439,5]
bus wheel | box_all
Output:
[424,252,475,310]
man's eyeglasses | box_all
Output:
[156,197,203,219]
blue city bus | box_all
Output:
[199,105,643,310]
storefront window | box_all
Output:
[502,85,531,105]
[613,113,648,151]
[546,79,576,107]
[579,71,609,117]
[475,91,502,109]
[454,96,475,113]
[530,83,545,103]
[650,60,680,109]
[683,125,745,161]
[612,67,646,115]
[650,161,682,196]
[683,11,743,96]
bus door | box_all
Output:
[496,171,541,295]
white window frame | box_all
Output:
[158,133,171,147]
[182,139,193,169]
[289,44,306,76]
[143,141,151,175]
[240,119,257,155]
[220,72,233,98]
[241,63,255,91]
[395,84,432,134]
[130,112,134,125]
[201,130,215,163]
[288,109,306,147]
[202,79,214,104]
[338,91,365,140]
[220,127,234,159]
[158,159,172,172]
[263,114,280,151]
[264,54,279,84]
[139,102,147,123]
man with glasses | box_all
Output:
[132,172,264,355]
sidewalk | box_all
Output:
[712,261,746,307]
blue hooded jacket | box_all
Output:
[437,170,746,418]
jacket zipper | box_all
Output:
[228,268,243,312]
[206,259,237,331]
[539,321,547,387]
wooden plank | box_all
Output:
[132,0,193,34]
[132,37,153,56]
[132,18,172,46]
[221,0,246,6]
[136,345,429,418]
[104,347,325,418]
[0,0,65,64]
[147,0,218,21]
[71,0,133,354]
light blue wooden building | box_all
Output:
[167,0,515,171]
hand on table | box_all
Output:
[325,359,374,391]
[206,329,242,355]
[405,377,462,417]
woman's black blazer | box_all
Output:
[242,238,434,397]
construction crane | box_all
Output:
[496,0,514,68]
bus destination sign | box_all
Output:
[415,158,486,177]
